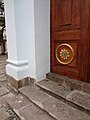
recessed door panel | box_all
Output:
[54,0,81,32]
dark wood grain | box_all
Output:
[50,0,90,83]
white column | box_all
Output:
[4,0,50,81]
[4,0,32,80]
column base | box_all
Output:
[6,60,30,80]
[6,75,35,90]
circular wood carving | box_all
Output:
[56,44,74,65]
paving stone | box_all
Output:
[0,102,1,108]
[0,70,6,75]
[0,65,6,70]
[0,93,14,104]
[0,87,9,97]
[37,79,72,99]
[0,74,6,79]
[0,62,7,67]
[0,68,6,72]
[0,61,6,63]
[2,103,20,120]
[19,103,55,120]
[0,55,7,61]
[0,55,20,120]
[0,94,20,120]
[46,72,66,84]
[0,75,6,82]
[6,116,20,120]
[0,81,8,89]
[7,94,55,120]
[0,107,10,120]
[7,94,30,111]
[66,90,90,111]
[83,83,90,94]
[65,78,83,91]
[42,96,90,120]
[19,85,50,103]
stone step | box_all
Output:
[66,90,90,111]
[36,79,72,100]
[0,87,10,97]
[7,94,55,120]
[19,85,90,120]
[46,72,90,94]
[36,79,90,112]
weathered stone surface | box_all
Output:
[0,87,9,97]
[36,79,72,99]
[46,72,83,91]
[7,93,55,120]
[0,54,7,61]
[0,93,14,106]
[83,83,90,94]
[0,103,20,120]
[0,93,20,120]
[7,94,30,111]
[7,75,31,89]
[19,85,50,103]
[0,74,6,79]
[46,72,66,84]
[0,65,6,70]
[65,78,83,91]
[19,103,55,120]
[66,90,90,111]
[0,75,6,82]
[0,102,1,108]
[0,55,20,120]
[0,107,10,120]
[0,61,7,65]
[42,96,90,120]
[7,82,20,94]
[0,68,6,74]
[46,72,90,94]
[19,84,90,120]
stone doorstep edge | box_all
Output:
[36,81,90,114]
[46,72,90,94]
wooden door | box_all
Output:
[50,0,90,82]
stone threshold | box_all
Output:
[18,84,90,120]
[36,79,90,114]
[46,72,90,94]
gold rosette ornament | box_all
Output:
[56,44,74,65]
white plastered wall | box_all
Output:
[34,0,50,80]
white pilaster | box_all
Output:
[4,0,50,81]
[4,0,30,80]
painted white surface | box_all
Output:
[4,0,30,80]
[34,0,50,80]
[4,0,17,60]
[4,0,50,80]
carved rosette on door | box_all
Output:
[55,44,74,65]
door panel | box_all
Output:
[54,0,81,32]
[51,0,90,82]
[59,0,72,26]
